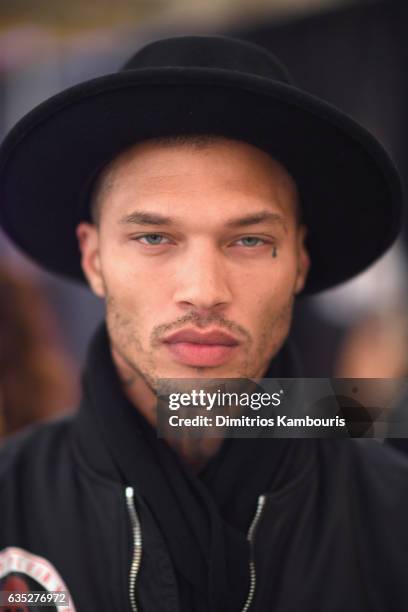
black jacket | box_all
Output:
[1,328,408,611]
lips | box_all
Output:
[163,328,239,346]
[162,328,240,367]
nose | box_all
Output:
[173,241,232,312]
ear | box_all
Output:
[76,222,105,298]
[294,225,311,295]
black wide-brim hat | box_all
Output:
[0,35,403,294]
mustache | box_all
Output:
[150,312,251,346]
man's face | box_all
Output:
[77,137,309,391]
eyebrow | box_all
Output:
[224,211,287,232]
[119,211,173,226]
[119,209,287,233]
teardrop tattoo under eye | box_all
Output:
[272,246,278,258]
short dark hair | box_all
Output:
[89,133,302,225]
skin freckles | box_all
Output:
[76,136,310,468]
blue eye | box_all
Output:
[138,234,167,245]
[236,237,265,247]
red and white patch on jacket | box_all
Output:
[0,546,76,611]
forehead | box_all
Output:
[93,136,299,221]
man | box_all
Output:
[0,35,407,612]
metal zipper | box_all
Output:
[241,494,267,612]
[125,487,264,612]
[125,486,143,612]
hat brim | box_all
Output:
[0,67,403,294]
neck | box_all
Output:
[110,345,224,472]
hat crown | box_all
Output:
[121,35,293,84]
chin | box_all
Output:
[172,362,245,379]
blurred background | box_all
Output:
[1,0,408,438]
